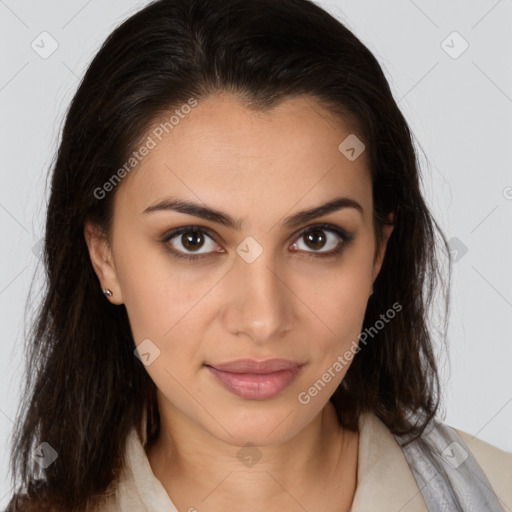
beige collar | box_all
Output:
[351,411,427,511]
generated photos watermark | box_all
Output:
[297,301,402,405]
[93,97,198,200]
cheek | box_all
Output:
[295,277,371,402]
[115,244,220,377]
[113,233,197,338]
[295,255,373,376]
[308,287,368,373]
[302,258,372,331]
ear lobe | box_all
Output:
[83,221,123,304]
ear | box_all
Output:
[370,212,395,294]
[84,221,124,305]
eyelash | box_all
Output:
[159,223,355,262]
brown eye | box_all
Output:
[303,229,328,251]
[163,228,220,258]
[291,225,347,256]
[181,231,205,251]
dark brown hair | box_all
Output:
[7,0,452,509]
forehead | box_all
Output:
[114,93,372,224]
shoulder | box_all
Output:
[454,427,512,509]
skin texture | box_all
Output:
[85,93,394,511]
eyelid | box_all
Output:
[159,225,222,260]
[289,222,355,259]
[160,223,354,260]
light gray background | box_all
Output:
[1,0,511,505]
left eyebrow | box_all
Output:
[282,197,363,228]
[142,196,363,230]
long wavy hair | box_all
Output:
[7,0,452,510]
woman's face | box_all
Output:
[86,93,393,446]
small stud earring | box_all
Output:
[103,288,113,297]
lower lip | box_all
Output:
[205,365,303,400]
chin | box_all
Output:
[199,402,309,448]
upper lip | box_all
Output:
[206,358,303,374]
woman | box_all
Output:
[7,0,511,510]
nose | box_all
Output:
[221,246,295,345]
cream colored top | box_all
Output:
[97,411,512,511]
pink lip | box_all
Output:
[205,359,304,400]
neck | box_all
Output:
[146,398,359,510]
